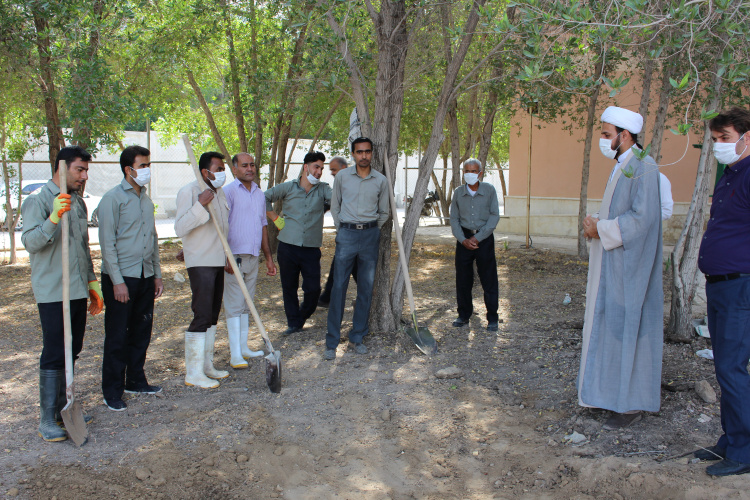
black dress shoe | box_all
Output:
[452,317,469,327]
[706,458,750,476]
[125,384,163,395]
[487,321,499,332]
[282,326,302,336]
[693,445,726,461]
[603,412,641,430]
[105,398,127,411]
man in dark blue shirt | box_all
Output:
[695,107,750,476]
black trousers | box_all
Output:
[455,233,499,322]
[320,256,357,302]
[101,273,155,400]
[277,241,321,328]
[38,299,88,370]
[187,266,224,332]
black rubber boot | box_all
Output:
[55,370,93,426]
[39,369,67,442]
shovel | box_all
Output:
[59,158,89,446]
[382,153,437,355]
[182,136,281,393]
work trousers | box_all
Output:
[101,273,155,400]
[187,266,224,332]
[38,299,88,370]
[277,241,322,328]
[320,256,357,303]
[706,275,750,463]
[326,226,380,349]
[223,254,259,319]
[455,232,499,322]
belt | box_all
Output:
[705,273,750,284]
[462,227,479,235]
[340,221,377,230]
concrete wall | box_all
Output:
[498,195,691,245]
[504,92,717,245]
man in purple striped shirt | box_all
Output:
[223,153,276,369]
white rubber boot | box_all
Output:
[184,332,220,388]
[204,325,229,379]
[240,313,264,359]
[227,316,249,368]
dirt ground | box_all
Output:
[0,233,746,499]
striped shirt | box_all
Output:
[224,179,267,256]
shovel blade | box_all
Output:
[60,399,88,447]
[265,351,282,394]
[405,326,437,356]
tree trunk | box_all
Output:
[309,93,345,152]
[249,0,264,168]
[460,86,481,163]
[576,55,605,260]
[390,0,487,322]
[186,70,232,162]
[71,0,105,151]
[666,69,722,343]
[368,0,411,333]
[32,10,64,174]
[267,11,313,253]
[637,51,655,145]
[283,110,310,181]
[650,64,674,164]
[221,0,248,152]
[1,121,22,263]
[267,116,282,189]
[430,170,448,224]
[477,63,503,168]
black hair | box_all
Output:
[329,156,348,167]
[614,126,643,150]
[119,145,151,175]
[304,151,326,164]
[231,152,254,168]
[199,151,224,172]
[54,145,92,172]
[351,137,373,153]
[709,107,750,136]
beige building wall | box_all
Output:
[501,95,713,244]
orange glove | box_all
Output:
[50,194,71,224]
[88,280,103,315]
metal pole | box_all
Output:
[404,146,408,207]
[526,110,533,249]
[146,120,152,198]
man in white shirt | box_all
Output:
[175,152,231,389]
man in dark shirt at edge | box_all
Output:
[694,107,750,477]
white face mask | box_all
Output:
[464,172,479,185]
[713,133,748,165]
[599,133,622,160]
[306,173,320,185]
[129,167,151,187]
[209,171,226,188]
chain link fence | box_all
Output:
[5,132,508,226]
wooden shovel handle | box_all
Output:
[381,153,419,329]
[181,136,275,354]
[60,163,75,397]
